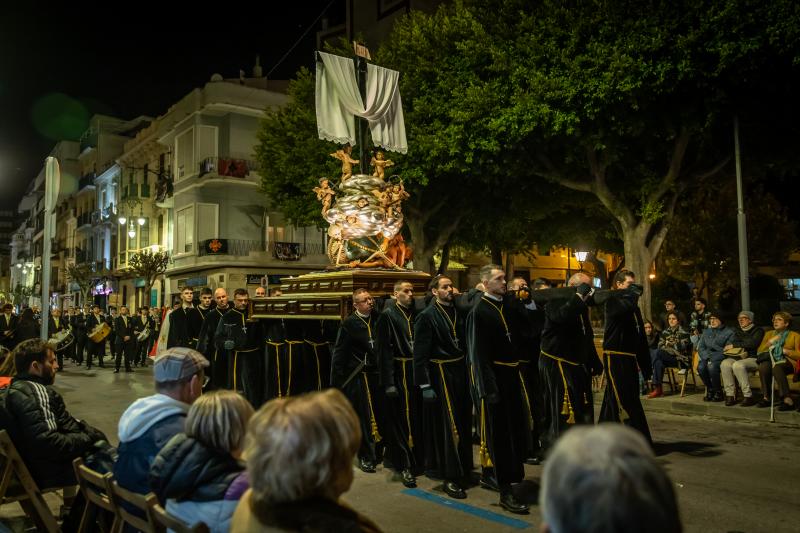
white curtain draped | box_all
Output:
[315,51,408,154]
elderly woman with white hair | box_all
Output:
[231,388,382,532]
[539,425,682,533]
[149,390,254,532]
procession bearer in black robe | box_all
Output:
[466,265,530,515]
[331,289,384,474]
[165,287,204,350]
[599,270,653,443]
[538,272,603,451]
[376,280,421,488]
[413,275,473,500]
[197,288,230,389]
[215,288,265,406]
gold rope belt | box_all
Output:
[362,372,382,443]
[604,351,633,422]
[431,357,462,449]
[265,341,304,397]
[398,358,414,448]
[493,360,519,367]
[232,346,259,392]
[541,350,578,424]
[305,340,329,391]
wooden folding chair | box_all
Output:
[680,352,699,397]
[663,367,678,394]
[147,502,210,533]
[72,457,115,533]
[105,479,157,533]
[0,429,62,532]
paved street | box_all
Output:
[2,360,800,532]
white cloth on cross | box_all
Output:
[315,51,408,154]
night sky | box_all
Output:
[0,1,345,211]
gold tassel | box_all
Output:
[606,354,630,422]
[363,373,382,443]
[480,399,494,467]
[558,360,577,424]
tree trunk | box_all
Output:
[437,242,451,275]
[405,204,462,275]
[623,225,654,320]
[490,245,503,266]
[407,219,436,273]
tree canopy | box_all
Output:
[255,0,800,314]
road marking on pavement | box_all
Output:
[402,488,531,529]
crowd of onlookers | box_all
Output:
[2,293,797,532]
[644,298,800,411]
[0,337,685,532]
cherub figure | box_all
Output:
[356,196,369,209]
[370,150,394,180]
[385,182,410,217]
[371,186,393,217]
[330,144,359,181]
[312,178,336,216]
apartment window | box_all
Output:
[198,126,218,167]
[196,203,218,244]
[176,205,194,254]
[175,128,195,181]
[139,218,150,248]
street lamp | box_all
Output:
[574,250,588,270]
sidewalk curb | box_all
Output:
[642,394,800,427]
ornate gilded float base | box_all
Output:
[250,269,431,321]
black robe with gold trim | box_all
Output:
[412,301,472,482]
[599,291,653,442]
[331,310,383,465]
[376,301,422,474]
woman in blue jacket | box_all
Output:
[149,390,254,533]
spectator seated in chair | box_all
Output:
[720,310,765,407]
[754,311,800,411]
[149,390,253,533]
[695,311,734,402]
[648,313,691,399]
[231,389,382,533]
[114,347,209,499]
[3,339,108,489]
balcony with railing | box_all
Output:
[91,206,116,226]
[121,182,151,200]
[198,157,258,180]
[76,212,92,229]
[78,172,96,190]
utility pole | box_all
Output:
[40,157,61,341]
[734,116,750,311]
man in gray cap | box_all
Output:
[113,347,209,499]
[720,310,765,406]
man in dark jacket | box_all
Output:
[113,347,208,499]
[1,303,17,352]
[720,310,765,406]
[3,338,106,488]
[114,306,136,373]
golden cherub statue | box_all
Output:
[370,150,394,180]
[313,178,336,216]
[330,144,359,181]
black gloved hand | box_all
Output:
[485,392,500,405]
[422,387,437,402]
[627,284,644,296]
[385,385,400,398]
[576,283,593,298]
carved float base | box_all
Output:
[250,269,432,321]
